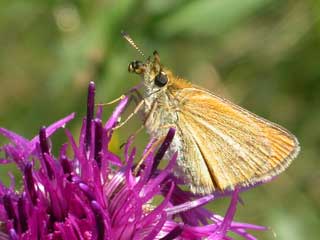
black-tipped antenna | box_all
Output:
[121,31,145,58]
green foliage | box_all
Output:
[0,0,319,239]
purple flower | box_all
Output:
[0,81,267,239]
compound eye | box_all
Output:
[154,72,168,87]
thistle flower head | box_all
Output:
[0,81,267,239]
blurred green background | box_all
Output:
[0,0,319,239]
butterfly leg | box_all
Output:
[112,99,145,130]
[133,123,177,175]
[133,135,167,175]
[95,94,127,106]
[96,86,144,106]
[158,124,177,131]
[129,88,144,103]
[119,99,160,149]
[119,124,146,150]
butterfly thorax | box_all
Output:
[142,69,179,137]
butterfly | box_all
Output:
[121,32,300,194]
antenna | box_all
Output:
[121,31,145,58]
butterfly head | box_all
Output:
[128,51,173,92]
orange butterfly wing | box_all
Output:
[172,86,299,194]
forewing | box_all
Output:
[175,87,299,192]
